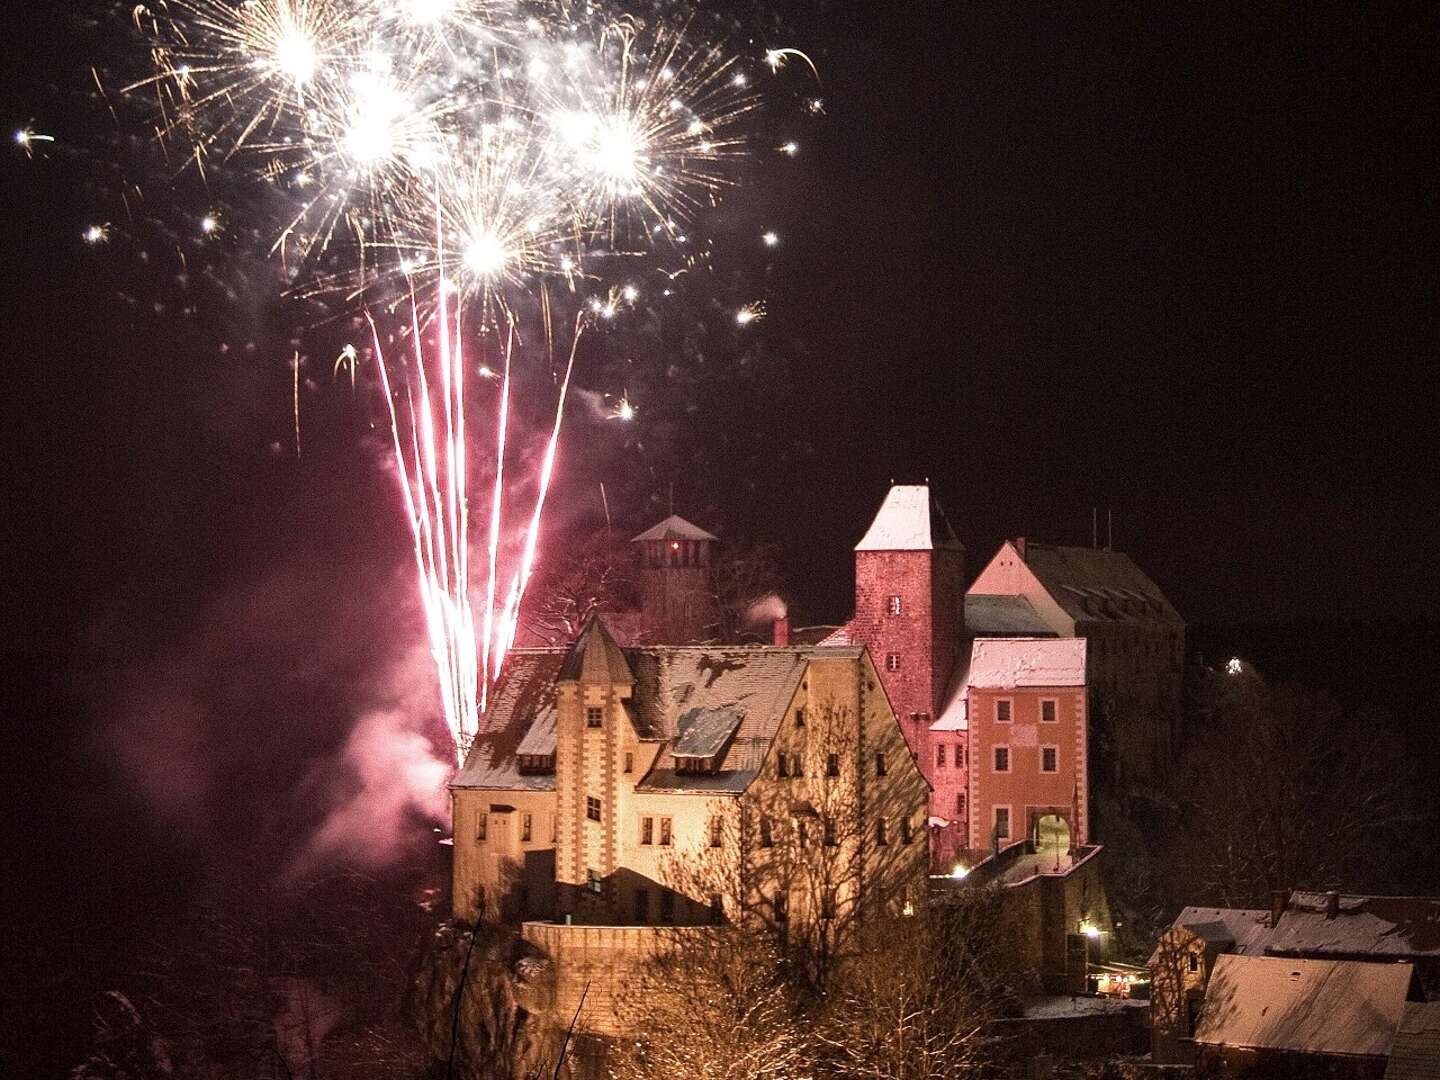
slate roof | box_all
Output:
[673,707,745,757]
[1022,543,1183,627]
[965,594,1057,636]
[854,484,962,551]
[1148,907,1273,966]
[558,615,634,684]
[452,649,567,791]
[630,514,718,543]
[1267,894,1440,960]
[1384,1002,1440,1080]
[1193,954,1411,1059]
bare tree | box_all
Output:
[705,541,786,644]
[519,529,640,645]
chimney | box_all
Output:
[772,616,790,647]
[1325,891,1341,920]
[1014,536,1027,561]
[1270,890,1289,928]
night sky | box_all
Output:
[1,3,1437,1064]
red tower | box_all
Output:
[846,485,965,778]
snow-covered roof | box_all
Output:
[966,637,1086,690]
[1267,893,1440,959]
[1022,543,1183,626]
[630,514,718,543]
[452,649,567,791]
[854,484,961,552]
[1386,1002,1440,1080]
[1193,954,1411,1059]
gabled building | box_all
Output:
[969,538,1185,782]
[450,616,930,934]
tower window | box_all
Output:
[886,653,901,672]
[993,746,1010,773]
[1041,699,1058,723]
[586,706,603,728]
[936,744,946,768]
[887,595,903,616]
[586,796,602,822]
[956,792,966,816]
[1042,746,1059,773]
[995,699,1012,723]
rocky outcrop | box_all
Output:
[410,922,578,1079]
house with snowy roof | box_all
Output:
[450,613,929,934]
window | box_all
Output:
[886,653,901,672]
[796,819,808,848]
[634,888,649,923]
[521,812,532,842]
[993,746,1010,773]
[709,817,723,849]
[955,792,966,816]
[875,819,889,846]
[792,753,804,778]
[959,744,966,768]
[887,595,903,615]
[1041,699,1058,723]
[586,796,601,822]
[759,816,773,848]
[994,806,1011,840]
[936,744,946,768]
[623,752,633,774]
[777,752,789,778]
[826,752,840,777]
[475,811,488,842]
[875,752,887,777]
[659,817,672,847]
[586,705,603,728]
[588,869,603,894]
[659,891,675,924]
[709,895,725,925]
[1041,746,1058,773]
[900,816,913,845]
[823,818,838,847]
[794,707,806,728]
[996,699,1012,723]
[641,816,654,845]
[1188,953,1199,973]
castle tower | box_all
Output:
[630,514,718,644]
[847,485,965,768]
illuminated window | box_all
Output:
[475,812,488,842]
[993,746,1010,773]
[586,706,603,728]
[887,595,903,615]
[586,796,601,822]
[875,752,887,777]
[1041,746,1058,773]
[996,699,1012,723]
[1041,699,1058,723]
[886,653,901,671]
[521,813,532,842]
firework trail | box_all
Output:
[121,0,812,760]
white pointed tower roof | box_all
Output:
[630,514,718,543]
[855,484,962,552]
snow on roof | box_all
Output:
[854,484,961,552]
[630,514,718,543]
[673,706,745,757]
[1022,543,1183,626]
[1385,1002,1440,1080]
[1193,954,1411,1059]
[1148,907,1273,968]
[965,594,1057,636]
[452,649,567,791]
[1267,893,1440,959]
[966,637,1086,690]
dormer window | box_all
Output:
[517,753,555,774]
[887,595,903,616]
[675,754,720,774]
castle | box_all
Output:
[450,482,1183,919]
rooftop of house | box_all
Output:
[454,617,868,795]
[964,593,1057,636]
[932,637,1088,732]
[1019,541,1184,627]
[1192,954,1413,1059]
[1267,893,1440,960]
[1385,1002,1440,1080]
[630,514,718,543]
[854,484,962,552]
[1149,907,1273,966]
